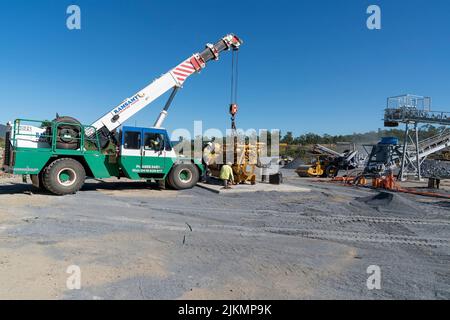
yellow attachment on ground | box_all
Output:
[296,162,324,177]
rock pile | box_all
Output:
[421,160,450,179]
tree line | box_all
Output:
[280,125,446,146]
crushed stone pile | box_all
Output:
[421,160,450,179]
[283,157,305,169]
[355,191,420,214]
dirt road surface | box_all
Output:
[0,170,449,299]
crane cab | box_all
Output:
[119,126,175,180]
[117,126,203,190]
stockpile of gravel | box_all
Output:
[421,160,450,179]
[355,191,420,214]
[283,157,305,169]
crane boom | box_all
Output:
[88,34,243,139]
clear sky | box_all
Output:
[0,0,449,136]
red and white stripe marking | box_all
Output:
[172,60,196,84]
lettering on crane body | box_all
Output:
[113,93,145,115]
[132,164,163,173]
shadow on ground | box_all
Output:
[82,181,164,192]
[0,183,34,195]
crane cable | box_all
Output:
[230,49,239,131]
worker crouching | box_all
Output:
[220,162,235,189]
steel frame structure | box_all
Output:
[384,94,450,181]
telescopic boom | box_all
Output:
[88,34,243,139]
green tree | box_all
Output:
[281,131,294,145]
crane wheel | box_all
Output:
[167,163,199,190]
[31,171,49,192]
[165,177,175,190]
[53,116,82,150]
[43,158,86,195]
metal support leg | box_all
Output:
[414,123,422,181]
[400,123,409,181]
[154,87,180,128]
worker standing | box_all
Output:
[220,162,235,189]
[202,137,216,182]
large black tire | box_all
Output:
[43,158,86,195]
[30,172,48,192]
[54,116,82,150]
[38,170,48,192]
[167,163,199,190]
[165,178,175,190]
[325,165,339,178]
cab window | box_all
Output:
[124,131,141,149]
[144,133,164,151]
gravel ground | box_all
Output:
[0,170,449,300]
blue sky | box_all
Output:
[0,0,449,136]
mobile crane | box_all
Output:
[1,34,243,195]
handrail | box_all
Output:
[384,108,450,125]
[11,118,101,152]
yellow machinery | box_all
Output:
[296,159,325,177]
[203,141,259,184]
[295,155,338,178]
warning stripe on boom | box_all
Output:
[172,60,196,84]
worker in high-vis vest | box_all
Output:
[220,162,235,189]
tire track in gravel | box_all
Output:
[130,203,450,227]
[39,214,450,248]
[267,227,450,247]
[79,197,450,247]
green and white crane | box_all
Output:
[1,34,243,195]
